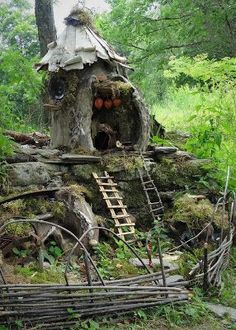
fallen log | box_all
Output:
[0,189,60,205]
[4,130,50,147]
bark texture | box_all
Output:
[35,0,57,56]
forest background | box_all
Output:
[0,0,236,189]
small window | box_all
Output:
[49,77,65,100]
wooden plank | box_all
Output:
[97,182,118,187]
[103,197,123,200]
[107,205,127,209]
[115,223,135,227]
[113,214,131,219]
[117,231,135,236]
[144,187,156,191]
[99,189,119,193]
[142,180,154,184]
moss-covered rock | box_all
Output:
[165,194,228,229]
[72,164,101,182]
[151,158,215,192]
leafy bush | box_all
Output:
[154,55,236,189]
[0,1,43,159]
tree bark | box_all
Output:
[35,0,57,57]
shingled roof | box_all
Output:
[36,7,127,72]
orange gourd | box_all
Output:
[113,98,122,108]
[104,99,113,109]
[94,98,104,110]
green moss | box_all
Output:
[103,154,143,173]
[0,198,66,229]
[165,194,228,229]
[152,157,216,192]
[72,164,101,182]
[94,242,145,279]
[5,222,31,236]
[0,162,10,195]
[15,264,65,284]
[69,184,93,200]
[22,198,65,219]
[51,201,66,219]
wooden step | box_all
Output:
[149,201,161,205]
[115,223,135,227]
[97,176,114,180]
[107,205,127,209]
[103,197,123,200]
[113,214,131,219]
[142,180,154,185]
[151,207,164,213]
[98,182,118,187]
[99,189,119,193]
[144,187,156,191]
[117,231,135,236]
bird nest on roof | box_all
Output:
[64,7,93,27]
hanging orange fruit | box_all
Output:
[113,98,122,108]
[104,99,113,109]
[94,98,104,110]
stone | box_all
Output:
[153,146,178,155]
[206,303,236,322]
[129,257,179,271]
[159,275,184,286]
[72,164,100,182]
[60,154,101,163]
[8,162,51,187]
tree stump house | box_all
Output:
[36,7,150,152]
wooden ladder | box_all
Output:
[92,172,135,241]
[138,154,164,223]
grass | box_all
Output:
[210,247,236,309]
[151,86,202,132]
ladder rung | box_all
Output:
[117,231,135,236]
[149,201,161,205]
[113,214,130,219]
[99,189,119,192]
[151,207,164,213]
[97,176,114,179]
[99,183,118,187]
[104,197,123,200]
[115,223,135,227]
[142,180,154,185]
[144,187,156,191]
[107,205,127,209]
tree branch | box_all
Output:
[144,13,192,22]
[135,40,208,62]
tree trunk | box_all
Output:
[35,0,57,57]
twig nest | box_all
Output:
[94,98,104,110]
[104,99,113,109]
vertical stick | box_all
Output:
[203,242,209,292]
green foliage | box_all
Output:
[73,320,100,330]
[47,240,63,259]
[212,247,236,308]
[12,247,30,258]
[94,241,144,279]
[0,0,43,159]
[167,194,226,229]
[160,55,236,188]
[97,0,236,103]
[0,0,39,57]
[6,222,31,236]
[15,263,65,284]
